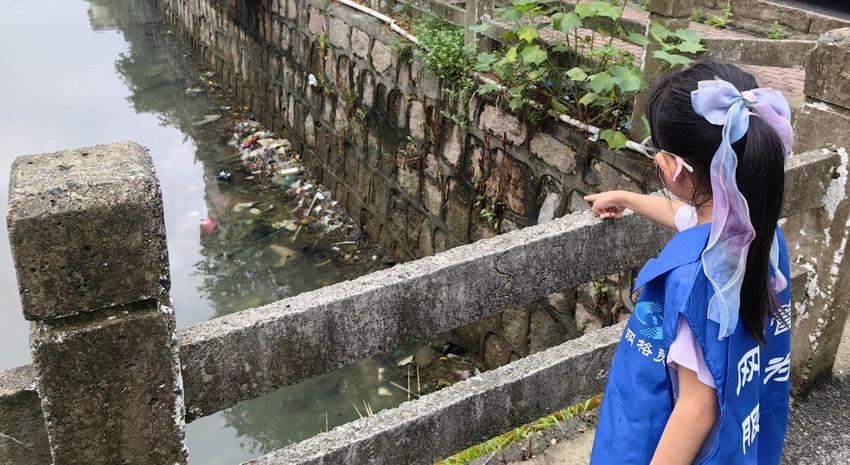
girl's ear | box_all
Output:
[655,152,680,183]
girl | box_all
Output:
[585,61,794,465]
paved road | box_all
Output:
[783,376,850,465]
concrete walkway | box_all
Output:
[782,376,850,465]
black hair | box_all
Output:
[645,60,786,343]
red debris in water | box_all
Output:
[200,217,217,235]
[240,134,259,149]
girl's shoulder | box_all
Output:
[634,223,712,292]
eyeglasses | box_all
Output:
[639,136,694,173]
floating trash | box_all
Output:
[200,217,217,235]
[233,201,255,213]
[193,114,222,126]
[217,170,232,182]
[185,87,204,97]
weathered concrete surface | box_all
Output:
[783,148,842,215]
[648,0,694,18]
[5,142,187,465]
[179,211,671,421]
[794,100,850,153]
[31,302,187,465]
[173,148,836,420]
[785,31,850,392]
[245,322,624,465]
[0,150,837,465]
[0,365,50,465]
[521,428,595,465]
[7,142,169,320]
[703,37,815,68]
[804,28,850,110]
[783,376,850,465]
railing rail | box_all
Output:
[0,147,839,464]
[3,0,850,462]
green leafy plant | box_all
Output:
[473,0,702,149]
[723,0,734,18]
[691,8,707,23]
[767,21,787,40]
[411,16,477,127]
[474,193,503,230]
[706,15,728,28]
[389,38,414,64]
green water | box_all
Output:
[0,0,472,462]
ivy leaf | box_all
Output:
[475,52,498,71]
[550,98,568,113]
[520,44,548,65]
[469,22,491,34]
[552,42,570,53]
[527,69,544,81]
[505,45,519,63]
[513,0,540,13]
[501,7,523,21]
[478,82,501,95]
[588,72,615,94]
[610,65,644,92]
[517,25,539,43]
[579,92,597,106]
[509,96,525,111]
[593,1,621,19]
[674,41,707,53]
[626,32,650,46]
[673,28,701,44]
[574,2,599,18]
[566,67,588,82]
[600,129,628,149]
[649,21,672,41]
[552,11,582,32]
[653,50,693,67]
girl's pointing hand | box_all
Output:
[584,191,627,220]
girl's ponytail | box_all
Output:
[735,116,786,342]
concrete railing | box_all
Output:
[0,143,842,465]
[2,19,850,465]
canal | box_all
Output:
[0,0,477,462]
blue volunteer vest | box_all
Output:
[590,224,792,465]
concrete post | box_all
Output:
[786,28,850,391]
[464,0,493,49]
[629,0,694,140]
[6,143,188,465]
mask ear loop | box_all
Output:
[672,156,687,182]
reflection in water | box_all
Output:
[0,0,481,462]
[84,1,410,463]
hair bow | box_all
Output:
[691,79,793,340]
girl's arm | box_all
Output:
[649,367,718,465]
[584,190,684,230]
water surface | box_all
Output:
[0,1,465,462]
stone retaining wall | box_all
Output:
[693,0,850,37]
[154,0,657,364]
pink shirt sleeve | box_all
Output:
[667,205,715,389]
[667,317,716,389]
